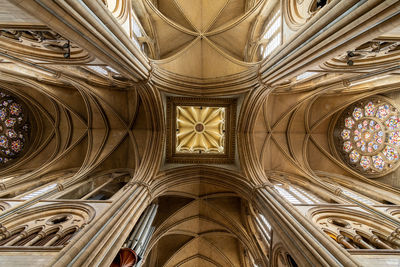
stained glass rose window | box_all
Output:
[0,90,30,165]
[333,97,400,177]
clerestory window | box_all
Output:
[260,9,282,59]
[274,183,324,204]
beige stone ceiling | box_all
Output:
[0,0,42,25]
[143,0,262,79]
[0,0,400,266]
[144,182,255,267]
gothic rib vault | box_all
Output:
[0,0,400,267]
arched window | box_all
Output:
[56,173,128,200]
[260,8,282,59]
[310,0,328,13]
[312,208,400,250]
[13,228,42,246]
[248,203,273,262]
[284,0,331,30]
[323,180,379,205]
[52,229,78,246]
[0,203,94,247]
[274,183,325,204]
[286,254,299,267]
[340,187,376,206]
[2,170,74,199]
[0,89,31,166]
[33,229,59,246]
[19,182,57,200]
[320,174,397,205]
[0,227,24,246]
[254,213,272,242]
[296,71,318,81]
[103,0,144,50]
[333,96,400,177]
[131,16,143,49]
[272,245,299,267]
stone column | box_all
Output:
[49,183,150,266]
[255,186,359,267]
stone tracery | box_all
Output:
[0,203,94,247]
[283,0,330,30]
[0,30,90,62]
[323,41,400,70]
[311,208,400,250]
[334,97,400,177]
[0,0,399,266]
[0,90,29,166]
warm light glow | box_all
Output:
[350,75,390,86]
[335,98,400,176]
[262,9,281,59]
[176,106,225,154]
[296,72,318,80]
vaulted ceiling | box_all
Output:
[0,0,400,266]
[138,0,262,78]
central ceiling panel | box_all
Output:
[176,105,225,154]
[166,97,236,164]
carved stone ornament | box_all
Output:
[332,96,400,177]
[323,41,400,70]
[0,89,30,167]
[166,97,236,164]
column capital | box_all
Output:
[128,181,152,200]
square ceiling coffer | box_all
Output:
[166,97,236,164]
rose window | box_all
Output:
[0,90,30,165]
[333,97,400,177]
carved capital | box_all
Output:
[57,183,64,192]
[37,231,46,239]
[128,181,152,199]
[334,188,342,196]
[353,234,362,243]
[369,234,379,244]
[336,234,344,243]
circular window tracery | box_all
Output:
[0,90,30,166]
[333,97,400,177]
[46,214,71,225]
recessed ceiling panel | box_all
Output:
[176,106,225,154]
[166,97,236,164]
